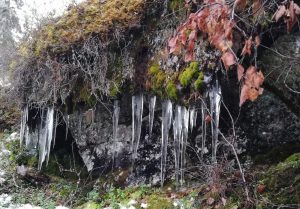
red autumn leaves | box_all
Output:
[273,0,300,32]
[168,0,233,62]
[239,66,264,106]
[167,0,271,106]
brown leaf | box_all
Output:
[252,0,264,18]
[205,115,212,123]
[294,3,300,15]
[221,51,236,70]
[184,51,194,62]
[234,0,247,11]
[241,37,252,56]
[272,5,286,22]
[237,64,244,81]
[257,184,266,193]
[240,66,265,106]
[224,20,235,40]
[255,35,261,47]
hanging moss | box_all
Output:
[179,61,199,87]
[194,71,204,91]
[166,80,178,100]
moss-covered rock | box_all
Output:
[31,0,146,56]
[259,153,300,206]
[179,62,199,88]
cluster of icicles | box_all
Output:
[20,106,57,170]
[114,80,222,187]
[20,81,221,187]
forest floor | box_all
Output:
[0,131,300,209]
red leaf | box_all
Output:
[241,38,252,56]
[294,3,300,15]
[224,20,235,40]
[240,66,265,106]
[255,35,261,47]
[168,37,177,48]
[237,64,244,81]
[257,184,266,193]
[221,51,236,71]
[184,52,194,62]
[272,5,286,22]
[188,30,197,41]
[205,115,212,123]
[252,0,264,18]
[234,0,247,11]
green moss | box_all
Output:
[253,143,300,165]
[166,80,178,100]
[179,62,199,87]
[168,0,185,11]
[146,193,173,209]
[260,153,300,206]
[194,71,204,91]
[149,63,160,75]
[30,0,146,56]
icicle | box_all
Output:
[131,94,144,165]
[65,114,69,141]
[20,105,29,146]
[52,111,59,149]
[180,106,189,185]
[201,101,207,157]
[112,100,120,167]
[149,95,156,137]
[46,107,55,165]
[189,106,197,132]
[209,79,221,163]
[173,105,182,188]
[161,100,173,187]
[38,107,55,170]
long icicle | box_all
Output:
[131,94,144,167]
[149,95,156,137]
[180,106,189,186]
[112,100,120,167]
[201,100,207,158]
[20,105,28,146]
[161,100,173,187]
[189,106,197,132]
[209,79,221,163]
[46,107,55,166]
[173,105,182,188]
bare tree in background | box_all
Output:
[0,0,23,78]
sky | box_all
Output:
[14,0,85,39]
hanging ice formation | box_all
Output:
[173,105,182,187]
[38,107,55,169]
[180,106,189,185]
[201,100,207,157]
[189,106,197,132]
[160,100,173,187]
[172,105,190,187]
[149,95,156,137]
[131,94,144,166]
[20,105,56,170]
[20,105,29,146]
[112,100,120,167]
[209,79,222,163]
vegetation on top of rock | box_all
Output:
[31,0,145,56]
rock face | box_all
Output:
[239,34,300,154]
[67,34,300,177]
[68,94,170,185]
